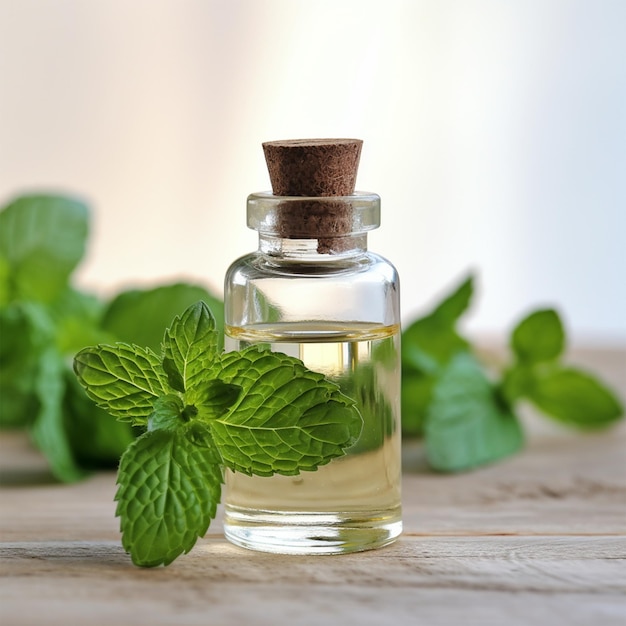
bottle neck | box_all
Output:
[258,233,369,260]
[247,191,380,259]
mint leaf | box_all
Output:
[511,309,565,364]
[162,301,219,393]
[73,344,169,424]
[430,274,474,323]
[0,303,51,428]
[52,287,111,354]
[63,373,136,469]
[504,308,623,429]
[500,363,535,404]
[401,369,435,437]
[528,367,623,428]
[206,346,362,477]
[402,274,473,371]
[191,380,242,420]
[425,353,523,472]
[0,255,10,306]
[115,425,223,567]
[148,395,185,432]
[0,194,88,303]
[102,284,224,354]
[30,349,86,482]
[401,274,474,435]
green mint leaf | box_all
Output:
[402,315,470,374]
[73,344,169,424]
[0,302,52,428]
[52,287,111,354]
[0,255,10,307]
[186,421,221,449]
[63,373,136,469]
[102,284,224,354]
[401,368,435,437]
[505,309,622,428]
[206,346,363,477]
[511,308,565,364]
[401,274,474,435]
[115,425,222,567]
[30,348,86,482]
[425,353,524,472]
[528,366,623,428]
[161,360,185,394]
[190,379,242,420]
[430,274,474,324]
[500,363,536,404]
[148,394,186,432]
[0,194,88,303]
[402,274,473,370]
[162,301,219,393]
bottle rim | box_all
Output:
[246,191,381,236]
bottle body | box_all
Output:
[223,193,402,554]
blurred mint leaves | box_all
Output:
[74,301,362,566]
[402,275,623,472]
[0,193,223,481]
[502,309,622,428]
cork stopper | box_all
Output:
[261,139,363,253]
[262,139,362,196]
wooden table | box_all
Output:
[1,348,625,625]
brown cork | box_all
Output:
[263,138,362,196]
[262,139,363,252]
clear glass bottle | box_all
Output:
[223,189,402,555]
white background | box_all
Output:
[1,0,624,345]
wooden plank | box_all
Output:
[3,536,626,591]
[1,582,624,626]
[1,537,625,626]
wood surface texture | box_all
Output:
[1,346,625,625]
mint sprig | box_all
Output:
[503,308,623,428]
[403,275,624,472]
[74,301,362,567]
[0,194,224,481]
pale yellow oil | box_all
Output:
[223,322,402,554]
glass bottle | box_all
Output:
[223,143,402,554]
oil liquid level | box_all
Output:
[223,322,402,554]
